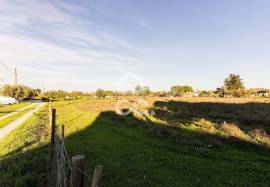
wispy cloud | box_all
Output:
[137,20,153,32]
[0,0,141,89]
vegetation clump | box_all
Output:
[215,74,246,98]
[170,85,193,97]
[0,84,40,100]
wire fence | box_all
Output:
[49,99,154,187]
[53,125,94,187]
[49,103,98,187]
[48,98,104,187]
[54,126,68,187]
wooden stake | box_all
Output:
[71,154,85,187]
[91,165,103,187]
[50,108,56,160]
[61,125,65,141]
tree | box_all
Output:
[223,74,245,97]
[95,89,107,98]
[43,90,68,100]
[170,85,193,97]
[199,91,209,97]
[0,84,14,98]
[70,91,84,99]
[224,74,244,91]
[0,84,41,99]
[134,85,151,96]
[214,87,228,97]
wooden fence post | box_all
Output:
[61,125,65,141]
[91,165,103,187]
[71,154,85,187]
[50,108,56,160]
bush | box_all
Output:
[135,85,151,96]
[170,85,193,97]
[95,89,114,98]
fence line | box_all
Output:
[54,126,68,187]
[49,106,103,187]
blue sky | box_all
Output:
[0,0,270,91]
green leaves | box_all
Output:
[170,85,193,97]
[0,84,40,99]
[224,74,245,91]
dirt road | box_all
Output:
[0,102,45,139]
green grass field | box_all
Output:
[0,104,38,129]
[0,105,50,187]
[0,98,270,186]
[0,102,30,117]
[53,98,270,186]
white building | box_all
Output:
[0,95,17,104]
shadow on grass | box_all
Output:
[1,107,270,186]
[65,110,270,186]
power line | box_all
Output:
[0,59,13,72]
[0,59,18,85]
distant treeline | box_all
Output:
[42,90,85,100]
[93,74,270,98]
[1,74,269,100]
[0,84,41,100]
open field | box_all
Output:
[0,97,270,186]
[2,1,270,186]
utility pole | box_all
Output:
[14,68,17,86]
[0,59,17,85]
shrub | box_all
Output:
[170,85,193,97]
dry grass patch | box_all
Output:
[220,122,250,141]
[250,129,270,146]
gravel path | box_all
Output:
[0,103,36,121]
[0,103,45,139]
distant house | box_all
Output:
[257,90,269,97]
[0,95,17,104]
[192,89,200,97]
[249,89,270,97]
[183,90,200,98]
[168,95,174,98]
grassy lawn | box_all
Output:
[0,105,50,187]
[52,98,270,186]
[0,104,38,129]
[0,98,270,186]
[0,102,30,117]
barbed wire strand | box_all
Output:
[57,132,92,182]
[54,126,92,187]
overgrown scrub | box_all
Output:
[153,98,270,146]
[0,106,50,187]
